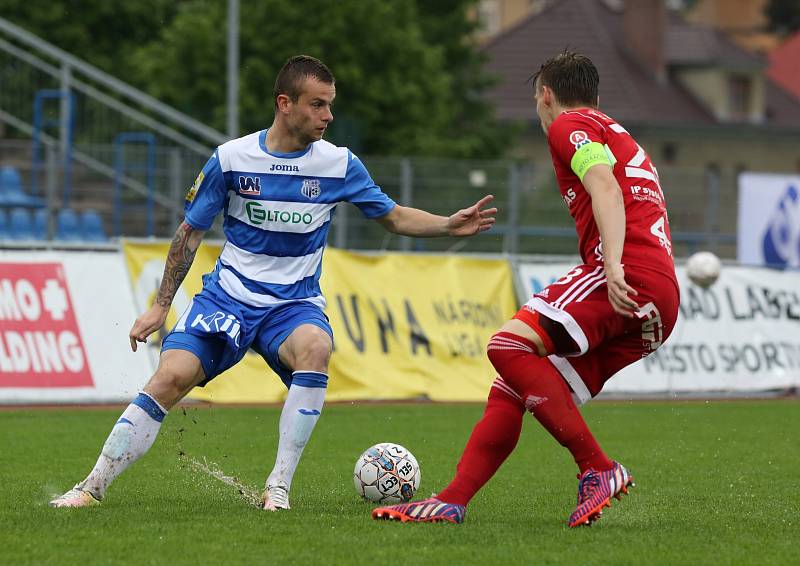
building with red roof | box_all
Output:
[481,0,800,174]
[767,32,800,102]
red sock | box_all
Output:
[436,383,524,506]
[487,332,613,474]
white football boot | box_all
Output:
[49,485,101,508]
[262,482,290,511]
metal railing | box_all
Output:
[0,138,736,257]
[0,16,224,226]
[0,17,225,149]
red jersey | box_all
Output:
[547,108,676,280]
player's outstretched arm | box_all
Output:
[582,165,638,318]
[376,195,496,238]
[129,221,206,351]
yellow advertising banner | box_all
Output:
[321,250,517,401]
[122,243,517,403]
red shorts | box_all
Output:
[515,264,679,404]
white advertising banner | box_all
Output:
[738,172,800,268]
[0,249,152,403]
[517,262,800,395]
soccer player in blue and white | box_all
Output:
[50,55,497,510]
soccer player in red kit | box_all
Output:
[372,52,680,527]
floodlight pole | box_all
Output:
[227,0,239,139]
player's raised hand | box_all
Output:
[129,303,170,352]
[447,195,497,237]
[604,262,639,318]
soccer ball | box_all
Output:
[686,251,721,288]
[353,443,421,504]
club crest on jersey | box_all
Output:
[238,175,261,195]
[569,130,590,150]
[301,178,321,199]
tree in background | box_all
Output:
[0,0,178,78]
[765,0,800,35]
[1,0,513,158]
[412,0,513,158]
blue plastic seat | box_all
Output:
[81,209,108,242]
[55,208,82,241]
[32,208,49,240]
[0,208,8,240]
[8,207,35,240]
[0,166,44,208]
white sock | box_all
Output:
[266,371,328,490]
[80,392,167,499]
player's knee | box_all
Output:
[305,342,332,371]
[486,331,543,372]
[290,334,332,371]
[147,366,197,408]
[486,339,501,371]
[487,332,517,372]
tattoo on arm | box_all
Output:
[156,222,202,308]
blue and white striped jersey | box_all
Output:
[184,129,396,309]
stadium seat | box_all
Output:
[80,209,108,242]
[55,208,83,241]
[0,166,44,208]
[0,208,8,240]
[8,207,35,240]
[32,208,49,240]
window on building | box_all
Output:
[728,75,752,121]
[477,0,501,37]
[530,0,554,15]
[662,142,677,165]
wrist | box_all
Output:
[153,298,172,310]
[445,216,454,236]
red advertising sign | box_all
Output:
[0,263,93,387]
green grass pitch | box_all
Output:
[1,400,797,564]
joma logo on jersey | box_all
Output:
[245,201,313,225]
[301,179,321,199]
[270,164,300,172]
[238,176,261,195]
